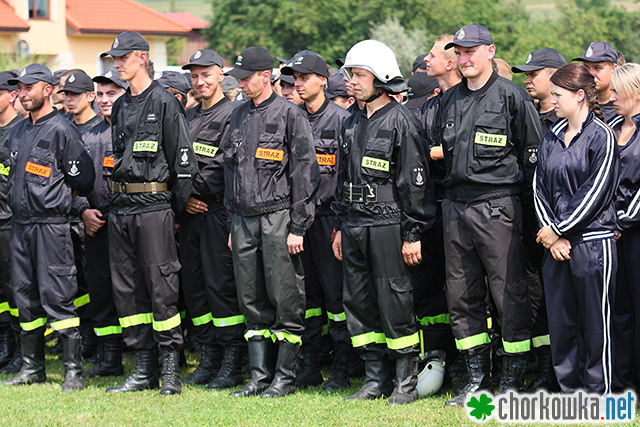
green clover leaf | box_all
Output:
[467,393,495,421]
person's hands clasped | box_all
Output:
[536,225,560,249]
[549,238,571,261]
[402,241,422,266]
[81,209,106,237]
[287,233,304,255]
[185,196,208,215]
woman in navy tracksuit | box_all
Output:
[534,63,619,394]
[608,63,640,391]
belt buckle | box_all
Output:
[364,184,376,204]
[348,182,353,204]
[150,182,157,195]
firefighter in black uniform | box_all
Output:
[437,25,541,406]
[0,72,21,374]
[79,69,128,378]
[332,40,436,405]
[223,46,319,398]
[179,49,246,389]
[574,42,619,122]
[3,63,94,391]
[280,50,352,390]
[100,32,197,396]
[511,47,567,392]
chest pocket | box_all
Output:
[255,125,285,169]
[316,129,338,174]
[473,104,508,158]
[193,124,222,159]
[133,117,161,158]
[361,129,393,179]
[24,141,54,186]
[103,150,114,177]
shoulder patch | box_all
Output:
[412,167,425,186]
[179,147,190,166]
[527,147,538,165]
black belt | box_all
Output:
[342,183,395,204]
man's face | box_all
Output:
[238,71,267,100]
[113,51,144,82]
[348,67,376,102]
[0,89,17,115]
[454,44,494,79]
[51,83,65,105]
[523,68,553,101]
[425,41,449,78]
[280,81,302,105]
[584,61,616,93]
[17,81,49,112]
[293,71,325,101]
[64,91,94,115]
[190,64,223,100]
[96,82,125,117]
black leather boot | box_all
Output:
[323,346,350,391]
[0,334,21,374]
[497,354,528,394]
[444,351,491,406]
[2,333,46,385]
[0,329,15,368]
[208,346,243,389]
[160,348,182,395]
[184,344,223,385]
[83,336,124,378]
[387,355,419,405]
[345,355,394,400]
[106,349,159,392]
[80,323,98,363]
[231,339,275,397]
[525,346,559,392]
[294,350,323,389]
[261,341,301,398]
[62,337,84,391]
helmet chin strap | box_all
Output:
[364,88,384,103]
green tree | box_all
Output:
[369,17,428,78]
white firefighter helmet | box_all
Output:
[416,351,446,397]
[341,40,407,94]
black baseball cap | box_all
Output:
[101,31,149,58]
[182,49,224,69]
[225,46,274,79]
[276,74,295,86]
[512,48,568,73]
[58,70,94,94]
[445,24,493,50]
[405,73,439,110]
[52,69,68,85]
[157,71,192,94]
[325,74,348,99]
[0,72,17,92]
[281,50,329,78]
[573,42,618,63]
[92,69,129,90]
[221,76,239,93]
[8,63,54,85]
[412,54,427,73]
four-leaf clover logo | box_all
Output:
[467,393,495,421]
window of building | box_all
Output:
[28,0,49,19]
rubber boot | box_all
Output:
[0,328,16,368]
[348,349,364,378]
[0,334,21,374]
[208,346,243,389]
[83,336,124,378]
[62,337,84,391]
[497,354,528,394]
[183,344,223,385]
[106,349,159,392]
[345,355,394,400]
[444,351,491,406]
[294,350,323,389]
[160,348,182,395]
[525,346,559,392]
[231,339,275,397]
[387,355,419,405]
[323,346,350,391]
[81,323,98,363]
[261,341,301,398]
[2,333,46,385]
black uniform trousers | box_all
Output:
[178,202,245,347]
[11,222,80,338]
[70,220,90,313]
[442,196,531,356]
[543,236,616,394]
[300,213,350,351]
[342,223,419,358]
[85,224,120,338]
[0,220,17,330]
[231,210,305,344]
[108,209,183,351]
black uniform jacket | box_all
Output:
[187,97,235,201]
[223,91,320,236]
[110,81,197,216]
[7,109,94,224]
[0,115,22,221]
[438,72,543,203]
[333,100,436,243]
[609,113,640,230]
[534,111,619,241]
[82,119,113,212]
[421,92,446,201]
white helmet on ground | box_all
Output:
[416,350,446,397]
[341,40,407,94]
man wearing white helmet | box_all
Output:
[331,40,436,405]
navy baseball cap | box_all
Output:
[281,50,329,78]
[92,69,129,90]
[0,72,17,92]
[101,31,149,58]
[225,46,274,79]
[405,73,439,110]
[182,49,224,69]
[412,54,427,73]
[58,70,94,94]
[512,48,568,73]
[221,76,239,93]
[158,71,192,94]
[8,63,54,85]
[52,69,68,85]
[325,74,348,99]
[573,42,618,63]
[445,24,493,50]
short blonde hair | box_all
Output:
[610,63,640,99]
